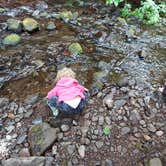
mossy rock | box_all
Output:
[117,17,127,25]
[28,123,57,155]
[22,18,39,32]
[3,34,21,46]
[46,21,56,31]
[7,18,22,33]
[59,11,73,22]
[0,8,7,13]
[68,42,83,56]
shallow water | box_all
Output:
[0,0,165,102]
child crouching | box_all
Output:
[47,67,88,117]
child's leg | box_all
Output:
[47,97,59,117]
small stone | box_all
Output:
[96,141,103,149]
[105,159,113,166]
[149,158,162,166]
[32,117,43,124]
[24,109,33,118]
[3,34,21,46]
[60,124,70,132]
[156,130,164,137]
[98,116,104,125]
[67,145,75,154]
[52,145,57,155]
[143,134,151,141]
[17,135,27,144]
[121,127,131,135]
[114,100,126,110]
[19,148,30,157]
[147,124,156,133]
[80,138,90,145]
[46,21,56,30]
[78,145,85,158]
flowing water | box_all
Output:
[0,0,165,102]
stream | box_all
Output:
[0,0,166,165]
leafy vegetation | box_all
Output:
[106,0,166,25]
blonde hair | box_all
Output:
[54,67,76,83]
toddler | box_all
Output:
[47,67,88,117]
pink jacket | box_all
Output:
[47,77,85,102]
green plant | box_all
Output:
[106,0,165,25]
[106,0,124,7]
[133,0,160,25]
[121,3,132,18]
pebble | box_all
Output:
[19,148,30,157]
[147,124,156,133]
[67,145,76,154]
[78,145,85,158]
[121,127,131,135]
[156,131,164,137]
[96,141,104,149]
[149,158,162,166]
[98,116,104,125]
[17,134,27,144]
[105,159,113,166]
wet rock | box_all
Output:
[0,8,7,13]
[105,159,113,166]
[7,18,22,33]
[78,145,85,158]
[121,127,131,135]
[24,94,39,105]
[46,21,56,31]
[3,34,21,46]
[68,42,83,56]
[60,124,70,132]
[32,117,43,125]
[0,98,9,107]
[28,123,57,155]
[2,157,53,166]
[22,18,39,32]
[19,148,30,157]
[59,11,73,22]
[149,158,162,166]
[17,135,27,144]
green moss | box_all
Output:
[59,11,73,21]
[23,18,39,32]
[3,34,21,46]
[68,42,83,56]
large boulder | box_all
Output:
[2,157,53,166]
[3,34,21,46]
[28,123,57,155]
[7,18,22,33]
[22,18,39,32]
